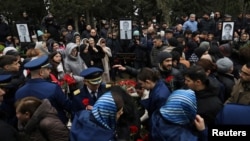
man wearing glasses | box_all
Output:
[225,62,250,105]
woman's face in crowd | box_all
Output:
[53,53,62,63]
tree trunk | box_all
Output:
[86,9,90,25]
[156,0,171,25]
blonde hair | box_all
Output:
[26,48,40,58]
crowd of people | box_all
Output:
[1,10,250,141]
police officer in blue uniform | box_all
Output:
[15,55,72,124]
[71,67,110,115]
[0,74,19,141]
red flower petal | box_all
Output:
[82,98,89,106]
[129,125,138,134]
[165,75,174,83]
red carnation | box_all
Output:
[165,75,174,83]
[64,74,76,85]
[127,80,137,87]
[82,98,89,106]
[129,125,138,134]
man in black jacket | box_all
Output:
[113,51,185,92]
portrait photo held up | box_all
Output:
[221,22,234,41]
[16,23,31,43]
[119,19,132,40]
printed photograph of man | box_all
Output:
[221,22,234,41]
[17,24,31,42]
[119,20,132,40]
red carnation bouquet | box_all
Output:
[118,80,137,87]
[64,73,76,86]
[117,79,137,95]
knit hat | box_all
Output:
[133,30,140,36]
[2,47,17,55]
[157,51,172,63]
[37,30,44,37]
[160,89,197,125]
[199,41,210,49]
[216,57,233,73]
[74,32,80,37]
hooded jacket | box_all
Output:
[64,43,87,88]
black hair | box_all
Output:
[113,86,140,140]
[137,67,161,82]
[246,62,250,69]
[172,44,184,56]
[171,50,181,63]
[168,37,179,47]
[0,55,18,68]
[224,24,232,29]
[183,65,207,84]
[5,50,20,57]
[49,51,64,78]
[184,29,192,35]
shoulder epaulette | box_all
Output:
[73,89,80,95]
[106,83,112,89]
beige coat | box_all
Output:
[97,38,112,83]
[225,79,250,105]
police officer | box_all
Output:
[15,55,72,124]
[0,74,19,141]
[71,67,110,115]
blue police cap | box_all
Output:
[24,55,51,70]
[80,67,103,85]
[0,74,12,88]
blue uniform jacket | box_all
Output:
[15,78,72,124]
[215,103,250,125]
[70,110,116,141]
[140,80,171,117]
[71,83,108,114]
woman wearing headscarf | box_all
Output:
[70,86,139,141]
[97,38,112,83]
[64,42,88,93]
[151,89,207,141]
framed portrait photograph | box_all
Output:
[221,22,234,41]
[119,19,132,40]
[16,23,31,43]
